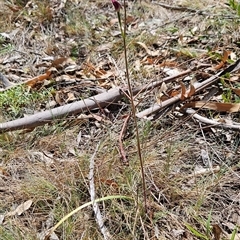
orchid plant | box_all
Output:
[111,0,124,38]
[111,0,147,211]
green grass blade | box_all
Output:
[185,223,209,240]
[47,195,132,238]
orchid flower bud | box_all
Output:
[111,0,122,12]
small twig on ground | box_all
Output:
[153,2,198,13]
[188,166,220,178]
[89,142,112,240]
[0,87,123,133]
[132,69,191,98]
[184,108,240,131]
[118,115,130,165]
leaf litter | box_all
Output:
[0,0,240,239]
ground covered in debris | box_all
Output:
[0,0,240,239]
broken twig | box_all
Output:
[184,108,240,131]
[89,142,112,240]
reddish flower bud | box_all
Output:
[111,0,122,12]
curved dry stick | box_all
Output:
[185,108,240,131]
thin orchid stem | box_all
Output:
[121,0,147,212]
[117,12,124,38]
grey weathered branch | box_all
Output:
[0,88,123,133]
[184,108,240,131]
[136,59,240,118]
[0,70,191,133]
[1,57,239,133]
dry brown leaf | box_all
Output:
[229,76,240,82]
[99,178,118,188]
[142,56,162,65]
[136,42,160,57]
[5,3,22,12]
[109,18,119,26]
[214,50,231,70]
[212,224,222,240]
[84,62,113,79]
[156,82,168,103]
[157,87,180,102]
[126,15,135,24]
[182,101,240,113]
[187,83,196,97]
[158,61,178,68]
[25,69,52,88]
[90,113,111,123]
[169,89,180,97]
[232,88,240,96]
[0,166,8,176]
[50,57,68,68]
[180,81,187,100]
[95,42,113,52]
[66,92,77,103]
[6,200,33,217]
[54,91,64,105]
[98,71,114,79]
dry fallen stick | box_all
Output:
[1,58,240,133]
[184,108,240,131]
[136,59,240,118]
[0,87,123,133]
[0,70,191,133]
[89,143,112,240]
[188,166,220,178]
[154,2,198,13]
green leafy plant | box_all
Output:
[219,77,240,103]
[219,77,231,103]
[221,86,232,103]
[229,0,240,16]
[0,85,53,120]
